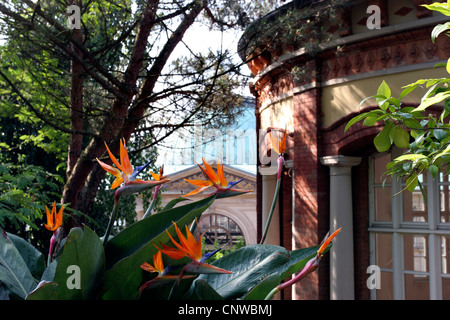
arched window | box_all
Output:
[198,214,246,252]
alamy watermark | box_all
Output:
[366,5,381,30]
[366,265,381,290]
[67,5,81,30]
[66,265,81,289]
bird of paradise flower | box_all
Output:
[183,158,252,199]
[96,138,169,244]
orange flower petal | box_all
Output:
[271,128,287,155]
[104,142,126,174]
[141,251,165,274]
[201,158,220,185]
[140,262,158,273]
[216,160,228,188]
[96,158,122,179]
[153,250,165,272]
[184,179,213,187]
[119,138,133,176]
[182,186,211,197]
[157,243,187,260]
[55,205,63,229]
[44,202,63,231]
[150,171,161,181]
[111,177,124,189]
[317,228,341,255]
[45,205,53,230]
[185,223,202,261]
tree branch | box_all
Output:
[0,68,98,138]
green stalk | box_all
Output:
[142,199,155,219]
[260,156,284,244]
[259,178,281,244]
[102,200,119,246]
[142,185,160,219]
[264,286,280,300]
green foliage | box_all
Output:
[0,163,63,231]
[346,1,450,190]
[193,244,316,300]
[0,192,324,300]
[0,230,43,299]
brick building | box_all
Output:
[238,0,450,299]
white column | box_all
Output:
[259,166,280,246]
[321,155,361,300]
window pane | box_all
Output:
[375,186,392,221]
[402,174,427,222]
[405,274,430,299]
[377,271,393,300]
[442,235,450,275]
[439,170,450,222]
[376,233,392,269]
[443,278,450,299]
[374,153,391,184]
[404,234,428,272]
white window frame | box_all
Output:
[368,150,450,300]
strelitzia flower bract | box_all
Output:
[44,202,64,264]
[139,250,194,292]
[183,158,252,199]
[157,220,232,275]
[44,201,63,232]
[96,138,169,202]
[270,127,287,156]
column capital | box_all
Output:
[320,155,362,168]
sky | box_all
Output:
[152,17,257,174]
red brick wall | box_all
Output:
[290,87,330,299]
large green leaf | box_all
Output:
[393,126,410,149]
[242,273,280,300]
[26,281,59,300]
[374,121,394,152]
[194,244,317,300]
[187,279,224,300]
[105,195,215,268]
[0,229,38,299]
[27,226,105,300]
[101,195,215,300]
[6,232,45,280]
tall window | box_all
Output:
[370,150,450,299]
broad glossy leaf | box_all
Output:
[101,196,215,300]
[393,126,410,149]
[6,232,45,280]
[163,197,190,210]
[105,195,216,268]
[195,244,316,300]
[187,279,224,300]
[374,121,394,152]
[242,273,280,300]
[26,281,59,300]
[27,226,105,300]
[413,90,450,112]
[0,229,38,299]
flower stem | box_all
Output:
[260,178,281,244]
[103,201,119,246]
[260,156,284,244]
[264,286,280,300]
[142,185,160,219]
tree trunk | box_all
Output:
[67,27,84,179]
[62,0,161,230]
[70,2,206,226]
